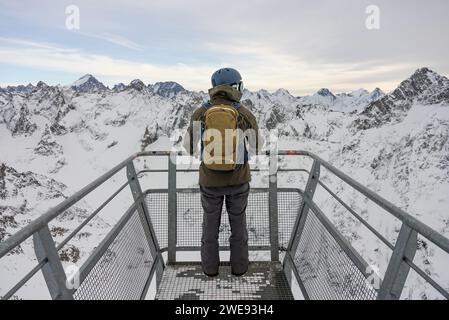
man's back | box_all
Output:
[183,67,259,277]
[184,84,261,187]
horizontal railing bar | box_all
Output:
[1,258,48,300]
[303,152,449,255]
[137,150,306,157]
[0,154,138,259]
[137,151,172,156]
[158,245,272,252]
[1,150,305,259]
[138,169,170,173]
[403,257,449,299]
[76,201,138,286]
[136,150,313,158]
[278,168,310,172]
[144,188,303,194]
[56,181,130,251]
[136,168,310,174]
[177,245,271,251]
[139,150,449,256]
[303,195,372,279]
[317,179,395,251]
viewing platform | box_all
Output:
[1,150,448,300]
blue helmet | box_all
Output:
[211,67,244,93]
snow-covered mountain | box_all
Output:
[151,81,186,98]
[0,163,109,299]
[70,74,107,93]
[0,68,448,299]
[353,67,449,130]
[295,87,385,113]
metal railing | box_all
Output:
[0,150,448,300]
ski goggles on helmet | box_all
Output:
[231,81,244,93]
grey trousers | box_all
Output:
[200,183,250,275]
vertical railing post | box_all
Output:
[284,159,320,292]
[155,256,164,291]
[287,159,320,256]
[269,149,279,262]
[167,152,177,264]
[127,160,164,289]
[33,225,73,300]
[377,224,418,300]
[283,251,293,286]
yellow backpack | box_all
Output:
[202,104,239,171]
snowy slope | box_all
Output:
[0,68,448,299]
[0,164,109,299]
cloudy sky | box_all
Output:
[0,0,448,95]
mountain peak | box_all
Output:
[112,83,126,92]
[413,67,432,76]
[151,81,185,97]
[71,74,106,93]
[349,88,369,97]
[355,67,449,130]
[36,81,48,88]
[273,88,291,96]
[408,67,441,83]
[128,79,146,91]
[258,89,270,95]
[316,88,335,97]
[391,67,449,103]
[4,84,35,95]
[369,87,384,99]
[72,74,94,86]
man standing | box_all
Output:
[184,68,261,277]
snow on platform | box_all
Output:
[156,261,294,300]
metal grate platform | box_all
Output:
[156,262,294,300]
[4,151,447,300]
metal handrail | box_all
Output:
[3,149,447,258]
[0,153,138,259]
[317,179,395,251]
[2,258,48,300]
[299,151,449,255]
[1,149,449,300]
[403,256,449,299]
[56,180,130,251]
[0,150,308,257]
[137,150,449,254]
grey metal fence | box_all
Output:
[0,150,448,300]
[74,206,154,300]
[144,188,302,252]
[292,204,377,300]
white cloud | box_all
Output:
[1,1,448,94]
[80,32,144,50]
[206,40,415,94]
[0,37,214,90]
[0,37,422,95]
[0,37,77,53]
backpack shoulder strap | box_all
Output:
[204,100,240,109]
[202,101,212,109]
